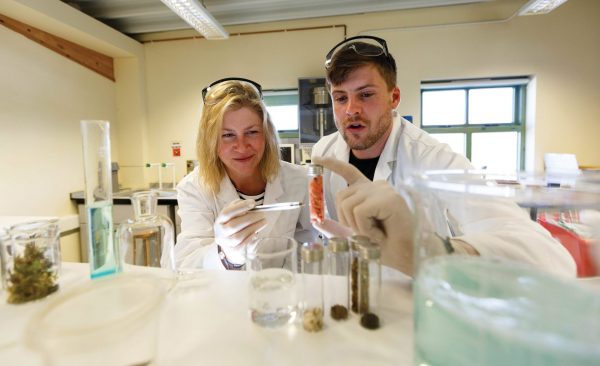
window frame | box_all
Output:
[420,77,528,171]
[263,88,299,139]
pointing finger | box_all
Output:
[312,157,370,186]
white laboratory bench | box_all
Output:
[0,262,414,366]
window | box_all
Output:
[421,77,528,171]
[263,90,299,137]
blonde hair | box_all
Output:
[196,80,280,194]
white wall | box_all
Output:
[0,26,117,260]
[143,0,600,174]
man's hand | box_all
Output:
[313,157,416,274]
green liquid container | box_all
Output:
[414,256,600,366]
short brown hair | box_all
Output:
[196,80,280,194]
[326,41,397,91]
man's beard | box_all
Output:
[340,110,393,151]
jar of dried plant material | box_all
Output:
[301,243,324,332]
[358,242,381,330]
[327,237,350,320]
[349,235,369,313]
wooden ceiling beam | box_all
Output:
[0,13,114,82]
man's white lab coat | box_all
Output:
[174,162,313,270]
[312,114,576,277]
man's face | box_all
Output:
[330,65,400,153]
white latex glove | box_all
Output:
[313,157,417,275]
[214,199,267,265]
[313,218,354,239]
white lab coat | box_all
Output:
[174,162,313,270]
[312,114,576,277]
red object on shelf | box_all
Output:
[538,219,598,277]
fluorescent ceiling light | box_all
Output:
[518,0,569,16]
[160,0,228,39]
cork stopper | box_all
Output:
[328,237,349,253]
[301,243,324,263]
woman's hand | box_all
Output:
[214,199,267,265]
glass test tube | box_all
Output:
[81,120,120,279]
[349,235,370,313]
[358,243,381,316]
[327,237,350,320]
[301,243,324,332]
[307,164,324,223]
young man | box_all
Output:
[312,36,575,277]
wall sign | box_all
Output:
[171,142,181,157]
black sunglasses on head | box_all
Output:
[325,35,391,69]
[201,77,263,101]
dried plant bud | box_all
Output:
[303,307,324,332]
[330,304,349,320]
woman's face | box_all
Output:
[218,106,266,182]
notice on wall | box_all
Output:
[171,142,181,157]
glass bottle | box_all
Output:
[349,235,370,313]
[117,191,175,271]
[358,242,382,330]
[307,164,324,223]
[327,237,350,320]
[301,242,324,332]
[81,120,120,279]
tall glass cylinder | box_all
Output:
[81,120,119,279]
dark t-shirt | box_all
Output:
[349,150,380,181]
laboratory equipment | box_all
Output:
[146,162,176,191]
[81,120,120,279]
[411,170,600,366]
[25,273,168,366]
[307,164,324,223]
[326,237,350,320]
[246,236,299,328]
[301,242,324,332]
[0,219,61,303]
[117,191,175,271]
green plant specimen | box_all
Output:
[7,243,58,304]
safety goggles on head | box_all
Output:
[325,35,391,69]
[201,77,263,102]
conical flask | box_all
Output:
[118,191,175,271]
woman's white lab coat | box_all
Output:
[174,162,313,270]
[312,114,576,277]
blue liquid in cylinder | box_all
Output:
[414,256,600,366]
[86,202,119,279]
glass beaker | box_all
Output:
[246,236,299,328]
[117,191,175,271]
[411,170,600,366]
[0,219,61,304]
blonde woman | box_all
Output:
[174,78,313,270]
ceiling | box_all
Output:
[61,0,494,40]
